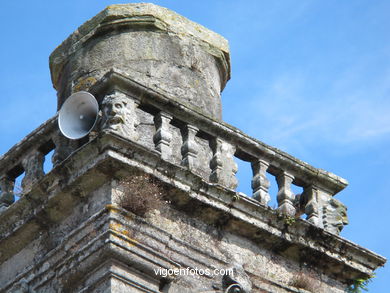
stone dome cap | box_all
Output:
[50,3,231,119]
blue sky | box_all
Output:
[0,1,389,291]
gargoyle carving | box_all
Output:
[101,92,139,141]
[294,193,348,234]
[323,198,349,234]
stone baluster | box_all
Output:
[302,185,320,226]
[51,132,78,166]
[0,176,15,208]
[153,112,173,160]
[209,138,238,190]
[276,172,296,216]
[251,159,270,205]
[101,92,140,141]
[21,151,45,192]
[181,124,199,170]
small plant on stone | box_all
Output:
[346,275,374,293]
[117,173,166,217]
[232,193,241,202]
[284,216,296,226]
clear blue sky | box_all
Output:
[0,1,389,291]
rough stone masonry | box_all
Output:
[0,3,385,293]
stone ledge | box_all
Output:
[0,132,384,288]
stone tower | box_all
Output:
[0,4,385,293]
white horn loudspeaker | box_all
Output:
[58,91,99,140]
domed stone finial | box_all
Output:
[49,3,230,120]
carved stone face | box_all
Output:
[327,198,349,233]
[335,200,349,228]
[102,95,129,131]
[101,93,139,141]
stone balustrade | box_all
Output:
[92,71,348,234]
[0,117,59,209]
[0,72,349,235]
